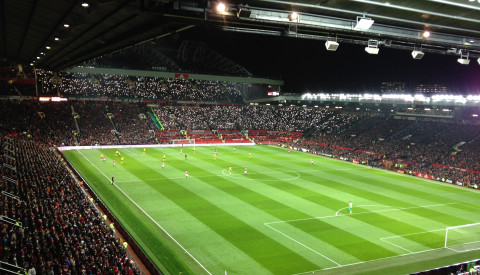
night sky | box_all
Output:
[174,26,480,94]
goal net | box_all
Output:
[171,138,195,147]
[445,222,480,250]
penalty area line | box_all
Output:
[335,204,391,216]
[76,150,212,275]
[266,202,457,225]
[264,223,341,267]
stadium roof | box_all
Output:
[3,0,480,71]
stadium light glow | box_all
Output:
[216,2,226,13]
[64,23,70,28]
[46,46,51,50]
[422,30,431,38]
[81,2,89,7]
[55,37,60,41]
[354,16,374,31]
[289,12,298,21]
[473,114,479,117]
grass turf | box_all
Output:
[61,145,480,275]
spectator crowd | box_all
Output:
[35,71,244,103]
[0,137,139,274]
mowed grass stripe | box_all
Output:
[138,147,390,267]
[115,172,273,274]
[136,147,356,268]
[326,167,460,206]
[176,151,372,265]
[116,149,321,274]
[242,147,477,251]
[186,148,435,261]
[291,217,398,261]
[66,146,480,275]
[63,149,195,275]
[193,147,478,250]
[320,169,474,227]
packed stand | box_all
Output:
[301,116,480,187]
[36,71,245,103]
[154,105,331,132]
[0,137,139,274]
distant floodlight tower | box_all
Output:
[422,30,431,38]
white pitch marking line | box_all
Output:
[264,223,341,267]
[446,241,480,253]
[380,238,413,253]
[381,228,445,240]
[291,246,447,275]
[291,224,478,275]
[266,202,457,225]
[335,204,391,216]
[76,150,212,275]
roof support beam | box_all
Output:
[45,13,139,67]
[16,0,39,59]
[28,0,80,64]
[47,0,131,67]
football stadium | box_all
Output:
[1,1,480,275]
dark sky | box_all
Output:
[176,27,480,94]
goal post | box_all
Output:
[445,222,480,248]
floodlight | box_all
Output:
[411,50,424,59]
[325,37,339,51]
[216,2,226,13]
[457,50,470,65]
[365,39,379,54]
[325,41,339,51]
[354,16,374,31]
[289,12,298,21]
[422,30,430,38]
[477,57,480,65]
[81,2,89,7]
[458,58,470,65]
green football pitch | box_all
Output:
[62,145,480,275]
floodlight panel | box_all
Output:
[325,41,339,51]
[457,58,470,65]
[354,18,374,31]
[365,46,379,54]
[411,50,424,59]
[477,57,480,65]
